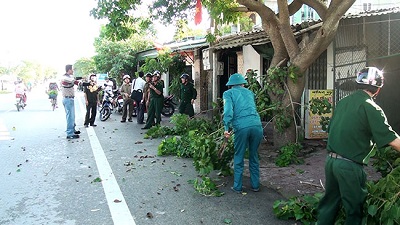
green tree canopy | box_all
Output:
[92,25,154,81]
[73,58,96,78]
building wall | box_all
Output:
[193,49,201,114]
[242,45,262,76]
[326,43,334,89]
[236,51,244,75]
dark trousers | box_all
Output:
[144,97,163,128]
[122,99,134,121]
[179,101,194,117]
[317,156,367,225]
[137,102,145,124]
[84,101,97,125]
[133,94,144,124]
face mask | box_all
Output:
[91,77,96,81]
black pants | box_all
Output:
[132,92,144,124]
[122,99,134,121]
[84,101,97,125]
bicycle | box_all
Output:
[48,91,58,111]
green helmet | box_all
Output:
[226,73,247,86]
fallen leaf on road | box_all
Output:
[114,199,122,203]
[223,218,232,224]
[170,171,182,177]
[135,141,143,144]
[146,212,153,218]
[180,209,185,213]
[91,177,102,183]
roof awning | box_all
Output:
[136,39,208,60]
[137,49,159,60]
[211,22,322,50]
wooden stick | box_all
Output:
[319,179,325,190]
[299,180,322,188]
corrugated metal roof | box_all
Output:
[212,7,400,50]
[136,39,208,59]
[212,21,322,50]
[343,7,400,19]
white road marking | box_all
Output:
[0,119,13,141]
[77,97,136,225]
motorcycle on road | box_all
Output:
[161,94,176,117]
[99,90,114,121]
[15,94,25,112]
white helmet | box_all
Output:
[355,67,383,88]
[123,75,131,80]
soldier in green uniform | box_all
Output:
[223,73,263,193]
[317,67,400,225]
[178,73,197,117]
[142,71,164,129]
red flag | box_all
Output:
[195,0,202,25]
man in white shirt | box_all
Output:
[104,77,114,92]
[131,71,147,123]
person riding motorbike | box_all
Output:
[47,79,60,107]
[15,79,27,106]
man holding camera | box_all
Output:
[61,64,82,139]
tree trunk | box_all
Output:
[273,119,297,148]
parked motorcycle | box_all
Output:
[15,94,25,112]
[161,94,176,117]
[113,90,124,114]
[99,90,114,121]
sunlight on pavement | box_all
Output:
[0,119,13,141]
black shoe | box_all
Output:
[138,122,145,124]
[67,134,79,139]
[90,124,97,127]
[74,130,81,135]
[128,119,133,122]
[141,127,150,130]
[121,120,126,123]
[84,125,89,128]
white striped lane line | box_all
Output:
[0,119,13,141]
[77,96,135,225]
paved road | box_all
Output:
[0,88,294,225]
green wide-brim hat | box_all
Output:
[226,73,247,86]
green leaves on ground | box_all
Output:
[275,143,303,167]
[91,177,102,183]
[274,147,400,224]
[147,114,233,196]
[273,192,323,225]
